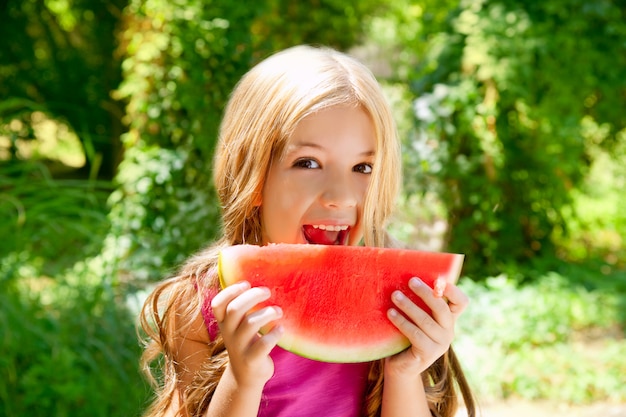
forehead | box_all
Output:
[282,105,376,154]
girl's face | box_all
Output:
[260,105,375,246]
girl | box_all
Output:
[140,45,476,417]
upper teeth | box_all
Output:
[312,225,349,231]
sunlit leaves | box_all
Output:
[405,0,626,274]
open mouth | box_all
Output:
[303,225,350,245]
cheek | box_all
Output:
[260,183,307,237]
[351,179,371,244]
[271,175,318,207]
[358,178,371,199]
[269,184,306,212]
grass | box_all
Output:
[1,157,150,417]
[0,160,112,278]
[0,271,150,417]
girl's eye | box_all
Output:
[293,158,320,169]
[353,163,373,174]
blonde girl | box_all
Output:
[140,45,476,417]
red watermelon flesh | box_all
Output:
[218,243,464,363]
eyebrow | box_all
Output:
[284,141,376,157]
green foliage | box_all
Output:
[501,341,626,403]
[456,270,626,403]
[401,0,626,275]
[251,0,384,52]
[103,144,219,280]
[0,272,149,417]
[459,274,619,349]
[0,161,111,276]
[107,0,263,280]
[556,128,626,268]
[0,0,127,178]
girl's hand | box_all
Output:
[211,281,284,388]
[386,277,469,376]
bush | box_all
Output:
[455,270,626,404]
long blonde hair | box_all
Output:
[140,45,475,417]
[214,45,400,248]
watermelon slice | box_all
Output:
[218,244,464,363]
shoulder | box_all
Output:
[164,270,220,347]
[171,256,221,343]
[167,285,216,393]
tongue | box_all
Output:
[303,226,340,245]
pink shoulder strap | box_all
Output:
[199,285,221,341]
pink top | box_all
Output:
[201,288,371,417]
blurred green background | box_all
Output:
[1,0,624,415]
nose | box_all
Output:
[320,170,359,209]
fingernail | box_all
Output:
[393,290,405,301]
[409,277,422,288]
[388,308,398,318]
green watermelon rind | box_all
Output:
[277,326,411,363]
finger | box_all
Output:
[407,277,454,328]
[249,323,284,358]
[387,306,432,348]
[391,285,441,338]
[223,287,272,327]
[214,287,272,336]
[246,306,283,330]
[235,306,283,343]
[211,281,251,322]
[443,283,470,317]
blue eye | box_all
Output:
[293,158,321,169]
[354,163,373,174]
